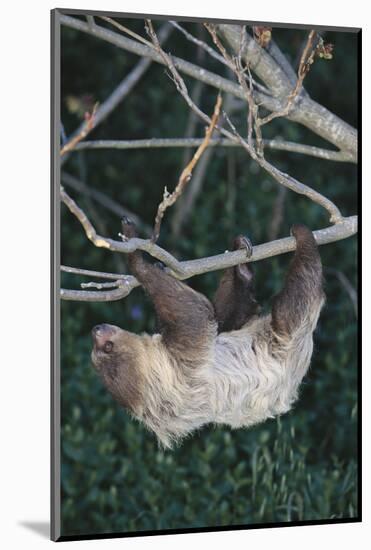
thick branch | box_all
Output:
[60,215,357,302]
[217,24,357,158]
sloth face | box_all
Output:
[91,324,144,412]
[91,323,120,358]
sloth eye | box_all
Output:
[103,341,114,353]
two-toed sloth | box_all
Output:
[92,218,325,448]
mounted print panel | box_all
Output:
[51,8,360,542]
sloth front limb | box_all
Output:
[121,217,216,354]
[272,224,324,337]
[213,235,261,333]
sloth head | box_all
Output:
[91,323,145,413]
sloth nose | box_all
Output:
[92,324,117,348]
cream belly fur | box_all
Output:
[136,295,323,448]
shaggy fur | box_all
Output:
[91,222,324,448]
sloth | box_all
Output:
[91,218,325,448]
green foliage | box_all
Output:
[60,19,358,537]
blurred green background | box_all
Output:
[60,16,358,537]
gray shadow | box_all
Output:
[19,521,50,539]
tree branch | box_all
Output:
[59,18,357,304]
[61,172,153,236]
[59,15,284,129]
[60,187,187,276]
[70,138,354,162]
[60,103,98,156]
[144,25,343,224]
[61,284,138,302]
[61,15,356,159]
[60,214,358,302]
[217,24,357,158]
[150,90,222,242]
[61,22,172,165]
[61,265,129,279]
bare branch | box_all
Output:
[257,156,343,223]
[61,187,187,276]
[223,109,343,223]
[136,22,344,224]
[61,284,138,302]
[61,22,172,165]
[61,14,357,158]
[60,103,98,156]
[60,14,262,105]
[61,172,152,236]
[205,23,261,154]
[71,138,354,162]
[60,214,358,302]
[99,15,154,48]
[61,266,140,301]
[151,91,222,242]
[171,21,226,66]
[81,280,121,289]
[258,30,316,127]
[217,24,357,158]
[61,264,128,280]
[170,21,269,98]
[171,148,214,240]
[61,186,356,271]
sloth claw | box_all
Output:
[234,235,253,258]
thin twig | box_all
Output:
[61,265,128,280]
[171,21,226,66]
[99,16,154,48]
[171,21,271,97]
[258,30,316,127]
[61,23,172,165]
[60,103,98,156]
[61,172,152,236]
[61,187,186,275]
[204,24,261,154]
[151,94,222,242]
